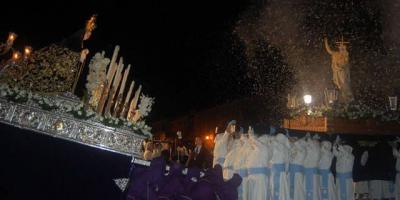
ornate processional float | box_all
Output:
[284,37,400,135]
[0,16,153,158]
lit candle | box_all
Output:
[12,51,21,60]
[7,32,17,44]
[24,46,32,56]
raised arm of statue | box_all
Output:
[324,38,333,55]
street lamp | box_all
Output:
[389,96,398,111]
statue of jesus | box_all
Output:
[324,37,354,103]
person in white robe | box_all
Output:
[319,141,337,200]
[246,127,272,200]
[270,133,291,200]
[304,137,321,200]
[233,131,253,200]
[369,180,395,200]
[289,138,307,200]
[213,120,236,167]
[334,144,355,200]
[393,144,400,200]
[223,138,242,180]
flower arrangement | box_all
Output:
[137,94,155,119]
[288,101,400,122]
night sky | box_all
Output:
[1,0,398,122]
[0,0,250,121]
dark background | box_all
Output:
[0,123,130,199]
[0,0,251,122]
[0,0,397,123]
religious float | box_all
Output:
[0,16,153,158]
[284,37,400,135]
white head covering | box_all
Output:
[295,138,307,148]
[258,134,269,145]
[276,133,290,148]
[342,145,353,154]
[321,141,332,151]
[312,134,321,140]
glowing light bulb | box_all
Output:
[303,95,312,105]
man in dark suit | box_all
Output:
[186,137,210,169]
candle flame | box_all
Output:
[24,46,32,55]
[12,51,21,60]
[8,32,17,41]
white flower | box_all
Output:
[78,111,82,115]
[137,95,155,119]
[0,91,6,97]
[86,109,95,116]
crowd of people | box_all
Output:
[214,120,400,200]
[142,136,212,169]
[128,120,400,200]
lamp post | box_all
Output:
[287,93,297,109]
[389,96,397,111]
[324,88,338,106]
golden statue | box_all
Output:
[89,84,104,108]
[324,37,354,103]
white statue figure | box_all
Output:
[333,144,355,200]
[246,130,272,200]
[324,37,354,103]
[304,137,321,200]
[319,141,337,200]
[86,52,110,107]
[289,138,307,200]
[270,133,291,200]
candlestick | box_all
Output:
[127,85,142,122]
[0,32,17,56]
[120,81,135,118]
[104,61,124,118]
[7,32,17,45]
[96,49,120,114]
[72,49,89,94]
[113,64,131,117]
